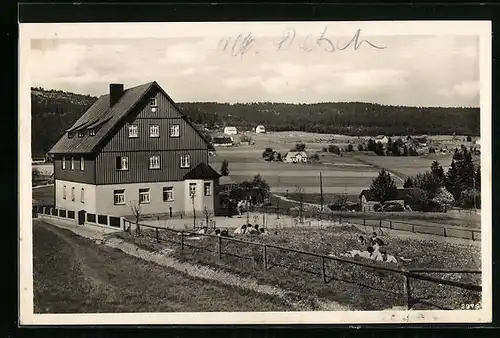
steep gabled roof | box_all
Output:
[183,163,221,180]
[49,81,210,154]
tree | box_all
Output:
[252,174,270,203]
[403,145,409,156]
[220,159,230,176]
[403,177,414,188]
[431,187,455,212]
[310,153,320,162]
[357,143,364,151]
[129,200,142,236]
[322,146,328,152]
[276,152,283,161]
[329,193,349,211]
[369,169,398,202]
[406,188,429,211]
[262,147,274,160]
[387,137,393,150]
[414,171,442,198]
[445,160,462,200]
[430,160,446,186]
[460,189,480,209]
[347,144,354,152]
[327,144,341,155]
[294,142,306,152]
[390,141,401,156]
[466,135,472,142]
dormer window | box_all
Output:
[89,128,96,136]
[77,130,85,137]
[149,98,157,107]
[68,131,75,139]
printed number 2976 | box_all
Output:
[461,302,481,310]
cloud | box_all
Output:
[159,39,216,65]
[223,76,263,89]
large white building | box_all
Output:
[223,126,238,135]
[255,125,266,134]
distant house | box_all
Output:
[374,135,389,144]
[255,125,266,134]
[219,175,238,193]
[359,188,414,212]
[32,156,47,165]
[223,126,238,135]
[283,151,307,163]
[212,136,234,147]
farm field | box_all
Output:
[125,224,481,310]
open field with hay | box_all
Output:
[118,224,481,311]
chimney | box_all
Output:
[109,83,124,107]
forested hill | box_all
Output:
[31,87,480,156]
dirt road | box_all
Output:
[32,220,291,313]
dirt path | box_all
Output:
[34,220,351,313]
[33,220,297,313]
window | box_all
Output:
[139,188,150,204]
[149,155,160,169]
[63,185,67,200]
[70,157,75,170]
[128,125,138,138]
[89,128,96,136]
[77,130,85,137]
[81,188,85,203]
[170,124,180,137]
[150,97,157,107]
[116,156,129,170]
[113,189,125,205]
[68,131,75,139]
[189,183,196,197]
[61,156,66,169]
[163,186,174,202]
[80,157,85,171]
[71,187,75,201]
[149,125,159,138]
[180,154,191,168]
[204,182,212,196]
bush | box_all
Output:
[327,144,341,155]
[459,189,481,209]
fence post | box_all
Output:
[411,224,415,233]
[180,231,184,250]
[217,236,222,260]
[379,219,382,231]
[443,227,447,237]
[389,221,393,230]
[321,256,326,283]
[263,245,268,271]
[403,272,411,310]
[156,228,160,243]
[471,231,475,241]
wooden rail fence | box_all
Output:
[123,219,481,310]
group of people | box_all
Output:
[333,232,407,264]
[233,223,271,235]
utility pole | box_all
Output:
[319,171,324,211]
[473,174,477,213]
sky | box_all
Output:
[29,30,480,107]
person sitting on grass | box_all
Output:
[246,224,259,234]
[259,227,268,235]
[358,235,367,246]
[196,226,208,235]
[220,229,230,237]
[377,248,398,264]
[340,246,375,259]
[233,224,247,234]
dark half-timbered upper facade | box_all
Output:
[49,82,220,217]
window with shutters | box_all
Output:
[170,124,180,137]
[163,186,174,201]
[180,154,191,168]
[149,125,160,138]
[114,189,125,205]
[149,156,160,169]
[128,125,138,138]
[116,156,129,170]
[139,188,150,204]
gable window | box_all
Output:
[70,157,75,170]
[128,125,138,138]
[189,183,196,197]
[116,156,129,171]
[150,97,158,107]
[61,156,66,170]
[77,130,85,137]
[139,188,150,204]
[80,157,85,171]
[163,186,174,202]
[89,128,96,136]
[170,124,180,137]
[204,182,212,196]
[180,154,191,168]
[71,187,75,201]
[63,185,67,200]
[113,189,125,205]
[149,155,160,169]
[149,125,160,138]
[81,188,85,203]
